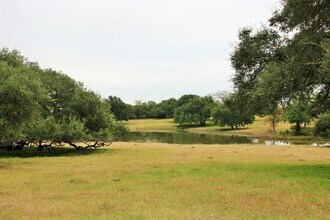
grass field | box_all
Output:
[126,118,178,133]
[126,118,297,138]
[0,143,329,219]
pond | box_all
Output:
[118,131,251,144]
[117,132,328,146]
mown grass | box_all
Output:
[0,143,329,219]
[126,118,178,133]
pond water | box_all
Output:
[117,132,327,146]
[118,132,251,144]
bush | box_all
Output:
[314,113,330,137]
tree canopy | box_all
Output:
[106,96,130,121]
[0,48,125,154]
[174,96,215,126]
[230,0,330,133]
[211,92,255,130]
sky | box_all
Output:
[1,0,280,104]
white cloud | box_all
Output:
[0,0,279,103]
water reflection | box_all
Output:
[117,132,251,144]
[117,132,327,146]
[263,140,290,146]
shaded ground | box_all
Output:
[0,146,107,158]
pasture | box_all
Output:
[0,142,329,219]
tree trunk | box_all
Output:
[295,122,301,133]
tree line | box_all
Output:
[107,93,255,129]
[0,49,125,154]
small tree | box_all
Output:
[284,101,312,135]
[174,96,215,126]
[265,106,283,132]
[314,112,330,137]
[212,105,253,130]
[212,106,238,129]
[211,92,254,130]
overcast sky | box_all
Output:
[1,0,280,104]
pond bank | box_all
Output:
[124,118,330,143]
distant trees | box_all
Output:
[132,101,157,119]
[283,101,312,135]
[109,92,256,130]
[157,98,178,118]
[177,94,199,107]
[211,93,254,130]
[122,94,217,127]
[118,98,179,120]
[0,48,125,154]
[106,96,130,121]
[174,96,215,126]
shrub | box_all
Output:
[314,113,330,137]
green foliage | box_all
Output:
[28,116,60,142]
[177,94,199,107]
[284,101,312,135]
[157,98,178,118]
[231,0,329,135]
[0,48,26,67]
[265,106,283,132]
[38,68,81,119]
[174,96,215,126]
[252,63,287,113]
[133,101,149,119]
[0,61,43,144]
[128,98,178,119]
[212,106,239,129]
[231,27,284,89]
[106,96,130,121]
[311,39,330,115]
[211,93,255,130]
[0,48,123,152]
[56,117,86,143]
[269,0,329,33]
[70,90,115,138]
[314,112,330,137]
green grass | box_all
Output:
[125,118,178,132]
[126,118,276,135]
[0,143,329,219]
[125,117,290,136]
